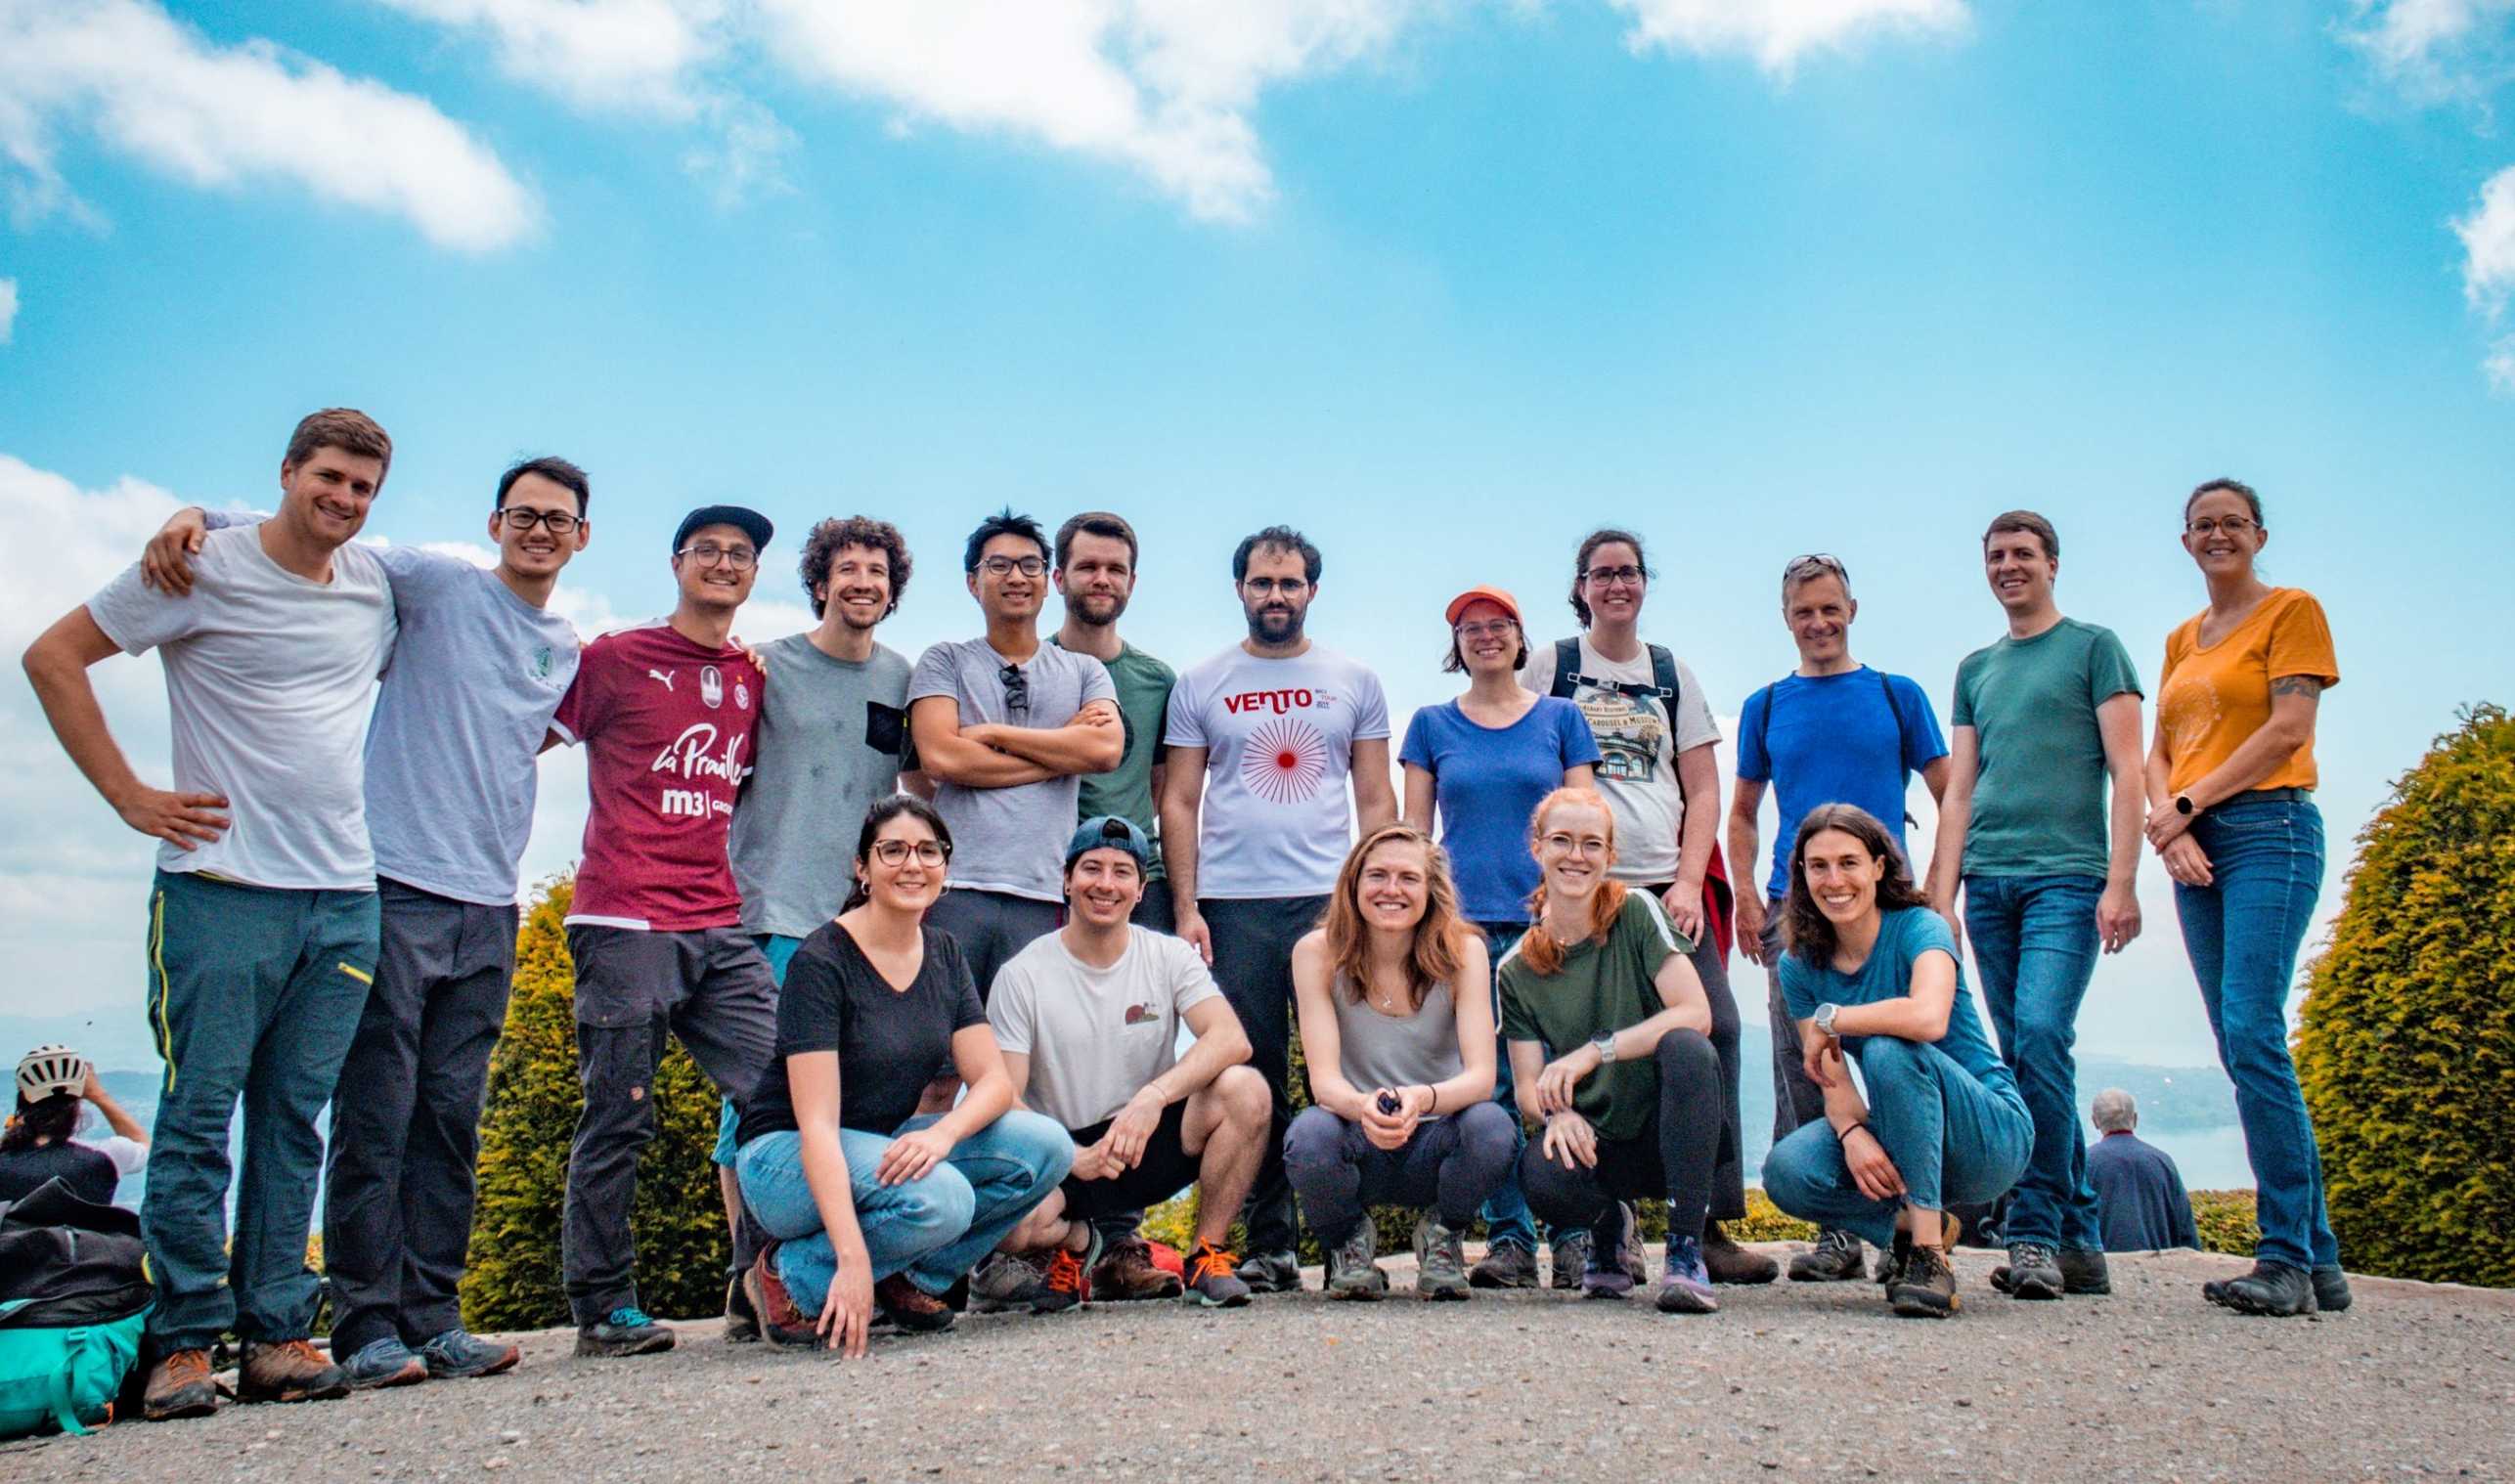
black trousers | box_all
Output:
[1637,882,1748,1222]
[1518,1030,1724,1247]
[1201,894,1328,1256]
[323,878,515,1355]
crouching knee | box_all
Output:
[1654,1026,1719,1082]
[1213,1064,1273,1130]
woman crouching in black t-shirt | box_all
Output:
[730,797,1075,1352]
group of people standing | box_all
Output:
[13,406,2350,1422]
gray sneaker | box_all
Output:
[1470,1239,1538,1288]
[1991,1242,2064,1300]
[337,1335,425,1390]
[417,1329,520,1379]
[1614,1201,1649,1286]
[1413,1215,1471,1301]
[1235,1248,1303,1294]
[1582,1207,1637,1300]
[968,1249,1048,1313]
[1549,1230,1593,1291]
[1325,1224,1388,1300]
[1790,1227,1867,1282]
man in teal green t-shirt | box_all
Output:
[1924,509,2144,1305]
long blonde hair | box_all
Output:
[1321,824,1470,1012]
[1516,787,1629,978]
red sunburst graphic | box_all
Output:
[1240,716,1330,804]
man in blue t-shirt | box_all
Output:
[1726,553,1949,1282]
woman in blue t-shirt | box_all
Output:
[1399,585,1601,1288]
[1759,805,2031,1319]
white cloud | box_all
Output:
[2341,0,2515,110]
[0,277,15,342]
[0,0,538,251]
[375,0,721,114]
[2457,164,2515,390]
[1608,0,1969,76]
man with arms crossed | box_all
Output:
[1727,553,1949,1283]
[141,457,593,1386]
[992,818,1268,1310]
[548,505,778,1358]
[23,409,399,1419]
[1043,509,1185,1301]
[1925,510,2143,1301]
[1164,525,1396,1292]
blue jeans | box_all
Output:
[733,1111,1073,1308]
[1471,923,1584,1253]
[715,934,805,1167]
[1964,873,2105,1251]
[2172,796,2336,1270]
[1761,1037,2032,1250]
[1284,1102,1520,1246]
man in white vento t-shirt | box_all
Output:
[22,409,400,1421]
[1162,525,1397,1293]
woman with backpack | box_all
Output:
[0,1047,148,1207]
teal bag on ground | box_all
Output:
[0,1178,154,1438]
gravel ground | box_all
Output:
[16,1244,2511,1483]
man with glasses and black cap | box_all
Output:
[544,503,780,1360]
[906,509,1122,999]
[1728,551,1950,1283]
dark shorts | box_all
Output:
[1056,1100,1199,1223]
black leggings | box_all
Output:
[1517,1029,1723,1246]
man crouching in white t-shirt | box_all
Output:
[989,818,1271,1312]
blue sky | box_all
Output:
[3,0,2510,1070]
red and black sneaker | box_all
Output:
[1033,1227,1103,1315]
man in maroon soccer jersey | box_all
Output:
[546,504,778,1358]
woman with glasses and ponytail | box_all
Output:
[2143,478,2348,1319]
[728,796,1074,1353]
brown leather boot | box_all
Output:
[1090,1236,1183,1300]
[873,1274,956,1333]
[237,1338,349,1404]
[1702,1222,1781,1285]
[142,1348,222,1421]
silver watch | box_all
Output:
[1590,1030,1618,1065]
[1813,1002,1841,1038]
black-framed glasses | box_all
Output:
[677,543,757,571]
[1581,564,1645,588]
[979,554,1047,578]
[2185,515,2259,537]
[998,663,1031,716]
[497,507,581,535]
[1783,552,1849,583]
[870,839,949,866]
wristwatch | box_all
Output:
[1590,1030,1618,1065]
[2175,794,2197,816]
[1813,1002,1841,1039]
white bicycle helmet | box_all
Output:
[15,1045,89,1103]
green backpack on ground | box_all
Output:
[0,1178,154,1437]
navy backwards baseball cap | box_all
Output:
[673,504,773,554]
[1065,815,1150,873]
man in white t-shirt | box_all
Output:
[22,409,400,1421]
[1160,525,1396,1292]
[990,818,1269,1311]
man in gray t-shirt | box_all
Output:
[908,511,1120,1000]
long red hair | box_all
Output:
[1516,787,1628,978]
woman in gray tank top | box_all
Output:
[1284,825,1519,1300]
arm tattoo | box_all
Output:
[2271,676,2324,699]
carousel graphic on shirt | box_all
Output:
[1240,714,1332,803]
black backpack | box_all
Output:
[1548,636,1682,718]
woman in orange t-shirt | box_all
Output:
[2140,477,2344,1320]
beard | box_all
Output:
[1069,589,1128,628]
[1245,604,1303,644]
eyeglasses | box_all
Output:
[497,508,581,535]
[998,663,1031,716]
[678,543,757,571]
[1455,620,1519,642]
[1784,553,1849,583]
[1539,832,1610,858]
[2185,515,2259,537]
[979,555,1047,578]
[1581,564,1645,588]
[870,839,949,867]
[1243,577,1307,596]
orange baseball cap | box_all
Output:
[1444,586,1522,625]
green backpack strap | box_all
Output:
[49,1327,92,1436]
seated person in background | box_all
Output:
[2087,1088,2200,1253]
[730,797,1073,1353]
[993,817,1267,1311]
[1285,824,1515,1301]
[1500,788,1728,1315]
[1,1046,149,1206]
[1760,805,2033,1319]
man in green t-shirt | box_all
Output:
[1923,509,2144,1304]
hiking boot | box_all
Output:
[1702,1221,1780,1285]
[744,1247,821,1348]
[1991,1242,2064,1300]
[2312,1264,2353,1313]
[1234,1248,1302,1295]
[874,1275,957,1332]
[1091,1236,1183,1301]
[142,1348,221,1421]
[1469,1239,1539,1289]
[1613,1201,1649,1286]
[1655,1235,1720,1315]
[1325,1222,1388,1301]
[1888,1244,1961,1319]
[418,1329,521,1379]
[724,1271,760,1342]
[2203,1261,2314,1318]
[1413,1215,1472,1301]
[969,1249,1049,1313]
[1549,1230,1593,1291]
[337,1335,426,1390]
[1875,1229,1913,1289]
[1789,1227,1866,1282]
[575,1307,676,1358]
[237,1338,350,1403]
[1185,1242,1254,1308]
[1034,1228,1103,1315]
[2057,1247,2112,1296]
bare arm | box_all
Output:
[23,608,231,850]
[1827,947,1958,1043]
[1727,776,1770,963]
[1912,753,1953,889]
[1349,736,1397,833]
[81,1069,148,1146]
[1669,744,1717,895]
[1156,995,1254,1102]
[1162,747,1210,952]
[964,698,1125,775]
[1292,934,1367,1118]
[899,768,937,802]
[1925,726,1979,915]
[1399,763,1435,835]
[908,695,1057,788]
[2096,692,2145,952]
[937,1023,1019,1143]
[1508,1039,1551,1124]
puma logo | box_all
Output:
[647,669,676,691]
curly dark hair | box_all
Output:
[1779,804,1929,964]
[799,516,911,621]
[1568,527,1653,627]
